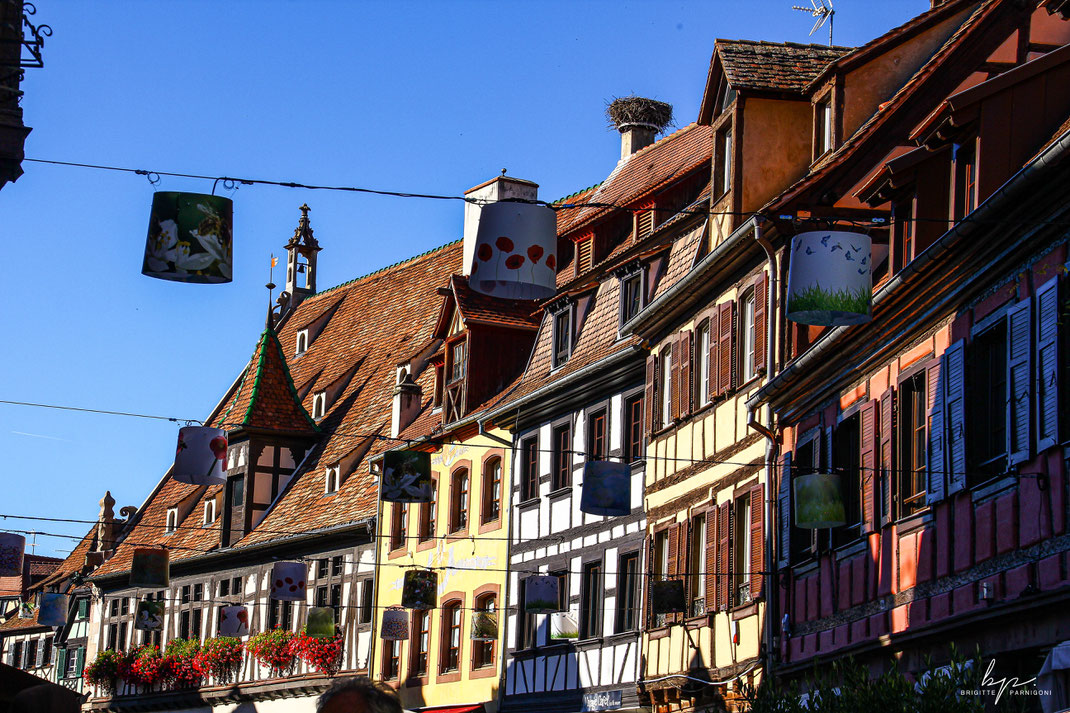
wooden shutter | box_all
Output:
[680,330,693,417]
[716,502,732,610]
[778,452,792,567]
[645,355,657,436]
[645,536,655,626]
[860,401,878,534]
[925,357,947,505]
[706,508,719,608]
[707,311,719,399]
[666,525,680,623]
[879,388,895,526]
[753,273,768,374]
[749,483,764,599]
[638,209,655,239]
[75,648,85,679]
[1007,298,1033,465]
[670,336,682,421]
[717,302,735,396]
[677,522,689,623]
[1036,277,1060,452]
[578,238,594,273]
[945,340,967,494]
[55,648,67,678]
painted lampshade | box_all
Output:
[469,201,557,300]
[651,579,686,615]
[401,569,438,610]
[523,575,561,614]
[18,602,34,619]
[173,426,228,485]
[219,605,249,637]
[381,608,409,641]
[38,593,68,627]
[550,611,579,640]
[270,561,308,602]
[0,533,25,577]
[579,461,631,517]
[381,450,433,503]
[142,191,233,283]
[470,610,498,642]
[129,547,170,588]
[134,600,165,632]
[793,472,847,529]
[786,230,872,326]
[306,606,335,638]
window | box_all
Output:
[325,466,340,494]
[552,424,571,490]
[166,508,178,534]
[517,581,536,650]
[411,610,430,677]
[383,639,400,680]
[269,600,293,630]
[791,437,819,559]
[623,394,644,464]
[481,457,501,524]
[580,561,602,639]
[816,99,832,157]
[689,514,707,617]
[390,503,408,550]
[832,414,862,548]
[12,642,22,669]
[552,309,571,368]
[637,209,655,240]
[660,346,673,427]
[968,320,1008,484]
[449,340,467,383]
[419,480,437,541]
[733,494,751,606]
[521,437,539,501]
[26,640,38,669]
[296,329,308,356]
[317,558,330,579]
[440,601,462,672]
[219,576,241,598]
[41,637,52,667]
[587,410,607,462]
[621,272,643,325]
[312,391,327,419]
[615,552,640,632]
[359,579,374,624]
[697,321,711,406]
[449,468,469,533]
[473,593,496,669]
[894,195,917,273]
[65,646,83,678]
[76,598,89,620]
[898,372,928,518]
[203,498,217,524]
[332,556,343,576]
[718,128,733,195]
[740,290,757,382]
[954,139,978,220]
[577,237,594,274]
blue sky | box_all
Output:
[0,0,923,558]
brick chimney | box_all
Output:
[462,173,539,278]
[606,96,673,161]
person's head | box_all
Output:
[317,677,403,713]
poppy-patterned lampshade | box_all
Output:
[135,600,165,632]
[579,461,631,517]
[306,606,335,638]
[219,605,249,637]
[793,472,847,528]
[471,610,498,642]
[130,548,170,588]
[401,569,438,610]
[651,579,686,614]
[381,608,409,641]
[550,611,579,640]
[38,593,68,627]
[381,450,433,503]
[270,562,308,602]
[786,231,872,326]
[143,192,233,283]
[523,575,561,614]
[18,602,34,619]
[173,426,228,485]
[0,533,25,577]
[469,201,557,300]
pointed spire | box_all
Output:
[285,203,321,309]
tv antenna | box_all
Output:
[792,0,835,46]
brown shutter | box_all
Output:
[680,330,693,417]
[670,336,681,422]
[753,273,768,375]
[749,483,764,599]
[716,502,732,610]
[645,535,655,626]
[645,355,657,437]
[879,388,896,526]
[717,302,735,395]
[666,524,680,621]
[705,508,718,611]
[707,312,719,399]
[677,522,689,623]
[860,400,878,534]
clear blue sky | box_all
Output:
[1,0,923,558]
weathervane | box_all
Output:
[792,0,835,47]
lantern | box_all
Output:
[469,201,557,300]
[651,580,686,615]
[172,426,228,485]
[401,569,438,610]
[270,562,308,602]
[135,600,165,632]
[579,461,631,517]
[305,606,336,638]
[130,548,169,588]
[381,608,409,641]
[793,472,847,528]
[38,593,68,627]
[550,611,579,640]
[0,533,25,577]
[523,575,561,614]
[219,605,249,637]
[470,610,498,642]
[786,231,872,326]
[18,602,34,619]
[142,192,233,283]
[381,450,433,503]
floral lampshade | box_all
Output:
[0,533,25,577]
[38,593,68,627]
[471,610,498,642]
[381,608,409,641]
[134,600,165,632]
[172,426,228,485]
[469,201,557,300]
[381,450,433,503]
[18,602,34,619]
[550,611,579,640]
[270,561,308,602]
[129,547,170,588]
[786,231,872,326]
[579,461,631,517]
[306,606,335,638]
[142,192,233,283]
[401,569,438,610]
[219,605,249,637]
[651,579,686,615]
[523,575,561,614]
[793,472,847,528]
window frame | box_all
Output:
[480,455,502,526]
[967,313,1010,485]
[552,307,572,369]
[166,508,178,534]
[438,599,463,676]
[390,502,408,552]
[520,436,539,502]
[324,465,341,495]
[551,422,572,491]
[587,409,607,462]
[472,591,497,671]
[620,270,645,327]
[696,319,712,407]
[409,609,431,681]
[815,97,832,158]
[448,466,469,535]
[897,370,928,519]
[739,289,757,383]
[831,412,863,549]
[688,512,708,617]
[717,127,733,197]
[615,551,640,633]
[660,345,673,428]
[623,392,644,464]
[312,391,327,420]
[203,498,217,525]
[579,560,603,640]
[383,639,401,680]
[295,329,309,356]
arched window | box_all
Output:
[449,468,468,533]
[325,466,340,495]
[481,457,501,524]
[295,330,308,356]
[473,593,496,669]
[203,499,217,525]
[312,392,327,420]
[440,600,462,673]
[166,508,178,534]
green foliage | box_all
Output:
[789,284,871,316]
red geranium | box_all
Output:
[161,638,202,689]
[126,645,165,689]
[194,636,244,685]
[295,632,345,678]
[247,628,299,679]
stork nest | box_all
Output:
[606,96,674,132]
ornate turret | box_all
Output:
[284,203,322,310]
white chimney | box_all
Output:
[462,174,539,277]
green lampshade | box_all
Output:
[793,472,847,528]
[306,607,335,638]
[143,192,233,283]
[130,547,169,588]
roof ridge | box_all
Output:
[308,239,462,300]
[553,183,602,205]
[716,37,854,50]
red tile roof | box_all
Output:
[0,555,63,599]
[449,275,541,331]
[0,609,48,632]
[715,40,852,93]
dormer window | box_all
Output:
[552,308,572,368]
[312,391,327,419]
[620,271,644,326]
[717,128,733,196]
[295,329,309,356]
[203,499,217,525]
[166,508,178,534]
[325,466,341,495]
[815,98,832,157]
[953,138,978,220]
[449,341,466,383]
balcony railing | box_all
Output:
[736,582,751,608]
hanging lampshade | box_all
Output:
[130,548,170,588]
[270,561,308,602]
[172,426,228,485]
[134,600,165,632]
[142,192,233,283]
[18,602,34,619]
[793,472,847,528]
[786,230,872,326]
[651,579,686,615]
[381,608,409,641]
[219,605,249,637]
[579,461,631,517]
[470,610,498,642]
[381,450,433,503]
[469,201,557,300]
[38,593,68,627]
[306,606,335,638]
[0,533,25,577]
[550,611,579,640]
[401,569,438,610]
[523,575,561,614]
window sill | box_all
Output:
[972,474,1017,504]
[548,486,572,500]
[833,538,868,561]
[387,547,409,560]
[415,538,436,553]
[436,670,462,684]
[470,664,498,679]
[894,509,932,535]
[685,614,708,630]
[478,517,502,535]
[647,625,671,640]
[517,497,540,509]
[730,600,758,620]
[404,675,429,688]
[445,528,470,543]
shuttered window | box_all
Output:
[879,389,896,525]
[749,483,764,600]
[577,237,594,273]
[1036,277,1060,452]
[966,320,1008,484]
[716,503,732,610]
[753,273,768,374]
[637,209,655,239]
[777,452,793,567]
[688,513,707,617]
[945,340,967,494]
[898,372,927,518]
[831,414,862,548]
[925,357,947,504]
[860,402,878,533]
[717,302,735,396]
[1007,298,1033,464]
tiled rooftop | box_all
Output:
[716,40,852,93]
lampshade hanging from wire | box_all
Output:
[135,600,165,631]
[469,201,557,300]
[142,192,233,283]
[0,533,25,577]
[381,608,409,641]
[130,547,170,588]
[270,561,308,602]
[306,607,336,638]
[579,461,631,517]
[38,593,69,627]
[523,575,561,614]
[219,605,249,636]
[786,230,872,326]
[172,426,228,485]
[401,569,438,610]
[381,450,433,503]
[793,471,847,528]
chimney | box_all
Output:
[462,173,539,277]
[391,366,423,438]
[606,96,673,161]
[619,125,657,159]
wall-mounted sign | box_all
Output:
[582,690,623,711]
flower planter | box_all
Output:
[306,606,335,638]
[296,632,344,677]
[194,637,244,685]
[793,472,847,528]
[85,649,124,696]
[38,593,68,626]
[579,461,631,517]
[130,548,169,588]
[126,646,164,690]
[786,230,872,326]
[219,605,249,637]
[0,533,25,577]
[247,628,298,678]
[470,611,498,641]
[142,192,233,284]
[401,569,438,610]
[523,575,561,614]
[135,600,165,631]
[550,611,579,640]
[381,450,433,503]
[163,638,202,689]
[380,608,409,640]
[172,426,227,485]
[270,561,307,602]
[651,579,686,615]
[469,201,557,299]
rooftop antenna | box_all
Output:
[792,0,835,47]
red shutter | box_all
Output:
[753,273,768,375]
[716,502,732,610]
[717,302,735,396]
[645,355,657,436]
[860,400,878,534]
[749,483,764,599]
[680,330,693,417]
[645,535,655,626]
[879,388,896,526]
[705,509,718,611]
[707,312,719,399]
[677,522,689,623]
[670,336,681,422]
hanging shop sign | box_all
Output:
[786,231,872,326]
